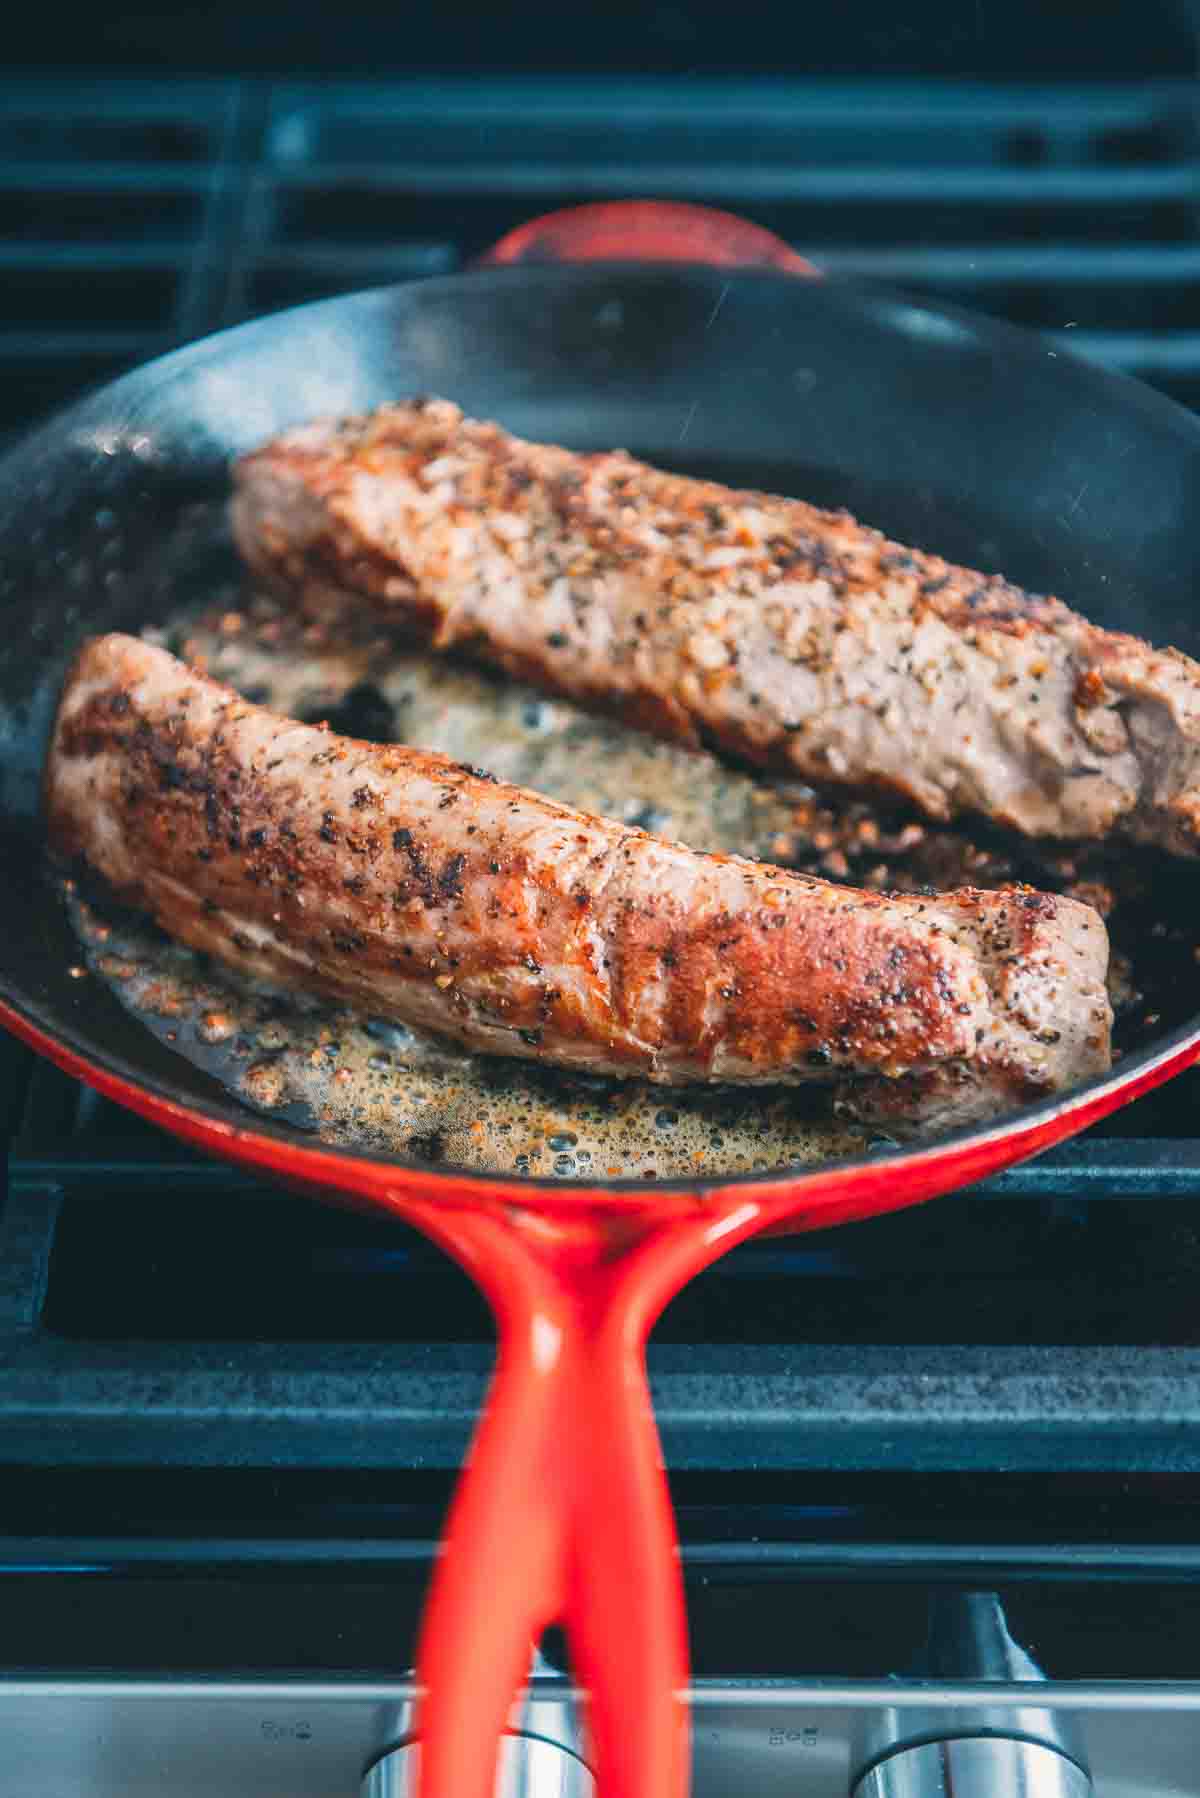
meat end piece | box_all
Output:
[45,634,1113,1131]
[233,397,1200,857]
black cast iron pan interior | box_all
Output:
[1,262,1199,1191]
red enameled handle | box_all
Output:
[480,198,819,275]
[398,1191,767,1798]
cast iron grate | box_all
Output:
[5,78,1200,435]
[0,81,249,436]
[240,79,1200,400]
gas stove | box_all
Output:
[6,60,1200,1798]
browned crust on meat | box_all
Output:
[232,399,1200,855]
[44,635,1112,1128]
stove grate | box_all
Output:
[4,79,1200,434]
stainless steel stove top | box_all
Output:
[3,1675,1198,1797]
[4,1573,1200,1795]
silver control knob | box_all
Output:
[854,1737,1091,1798]
[850,1594,1093,1798]
[363,1731,594,1798]
[363,1651,593,1798]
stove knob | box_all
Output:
[850,1595,1093,1798]
[853,1737,1091,1798]
[363,1652,593,1798]
[362,1732,594,1797]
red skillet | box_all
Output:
[1,201,1199,1798]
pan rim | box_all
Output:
[1,975,1196,1204]
[4,258,1200,1204]
[13,258,1200,459]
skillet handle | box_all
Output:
[479,199,819,274]
[398,1194,767,1798]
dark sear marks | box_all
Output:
[232,397,1200,857]
[46,633,1112,1142]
